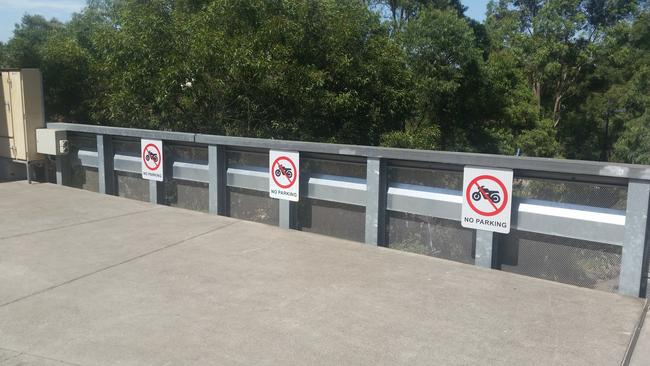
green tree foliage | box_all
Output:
[369,0,466,33]
[3,15,92,122]
[0,42,7,67]
[80,0,413,145]
[402,7,481,150]
[610,10,650,164]
[2,0,649,164]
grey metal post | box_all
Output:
[208,145,227,215]
[279,200,296,229]
[55,154,70,186]
[619,180,650,297]
[365,157,387,245]
[149,180,162,204]
[148,143,168,205]
[475,230,497,268]
[97,134,114,195]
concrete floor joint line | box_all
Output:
[0,207,162,241]
[0,346,83,366]
[0,220,240,308]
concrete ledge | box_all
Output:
[0,181,646,365]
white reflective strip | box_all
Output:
[518,199,625,226]
[388,183,462,204]
[308,174,366,192]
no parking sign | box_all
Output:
[141,139,163,181]
[269,150,299,201]
[461,166,513,233]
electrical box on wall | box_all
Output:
[1,69,46,161]
[36,129,68,155]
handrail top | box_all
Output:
[47,122,650,182]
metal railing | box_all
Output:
[47,122,650,298]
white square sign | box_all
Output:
[141,139,163,181]
[461,166,513,233]
[269,150,299,201]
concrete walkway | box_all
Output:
[0,181,647,365]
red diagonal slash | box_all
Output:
[474,182,499,211]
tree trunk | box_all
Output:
[552,93,562,127]
[532,81,541,116]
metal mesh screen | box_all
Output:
[227,148,267,168]
[168,144,207,163]
[498,231,622,292]
[111,138,148,201]
[70,167,99,192]
[68,133,96,152]
[387,211,475,264]
[225,148,277,224]
[302,155,366,179]
[388,165,462,190]
[296,198,365,242]
[68,134,98,192]
[228,187,278,225]
[162,144,209,212]
[296,156,366,241]
[164,179,209,212]
[112,138,140,156]
[513,177,627,210]
[114,171,149,202]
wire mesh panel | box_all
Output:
[68,133,99,192]
[228,187,278,225]
[162,144,209,212]
[226,148,278,224]
[295,155,366,241]
[301,155,366,179]
[114,171,149,202]
[164,180,209,212]
[112,138,140,156]
[112,138,149,202]
[386,164,471,263]
[388,164,462,190]
[296,198,365,242]
[513,177,627,210]
[498,231,622,292]
[168,143,208,163]
[227,148,267,168]
[387,211,475,264]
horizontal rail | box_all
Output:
[50,122,650,182]
[514,199,625,245]
[56,125,649,297]
[227,167,267,191]
[75,149,98,168]
[172,162,208,183]
[226,167,367,205]
[387,184,461,221]
[114,154,140,173]
[50,122,195,142]
[387,183,626,246]
[305,174,366,206]
[71,144,628,246]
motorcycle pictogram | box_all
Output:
[274,164,293,179]
[145,150,159,163]
[471,186,501,204]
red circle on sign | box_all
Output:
[465,175,508,217]
[142,143,162,171]
[271,156,297,189]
